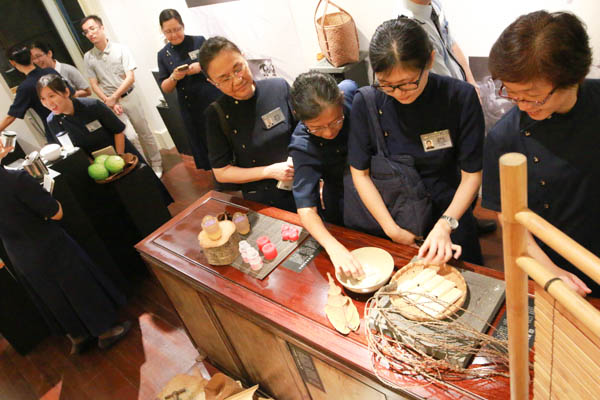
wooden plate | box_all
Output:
[390,261,467,321]
[95,153,138,184]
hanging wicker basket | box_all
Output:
[314,0,360,67]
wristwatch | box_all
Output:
[440,215,459,231]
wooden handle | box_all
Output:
[499,153,530,400]
[515,209,600,287]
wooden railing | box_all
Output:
[499,153,600,399]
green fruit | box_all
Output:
[105,155,125,174]
[94,154,110,164]
[88,163,109,180]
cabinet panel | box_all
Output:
[212,303,310,400]
[151,266,245,379]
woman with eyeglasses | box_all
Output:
[348,17,484,265]
[157,9,222,170]
[200,37,296,212]
[288,72,363,278]
[482,11,597,296]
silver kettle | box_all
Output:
[22,151,49,179]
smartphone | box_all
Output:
[175,64,189,72]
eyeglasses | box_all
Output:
[373,68,424,93]
[31,53,46,60]
[82,25,99,36]
[498,84,557,107]
[306,115,345,135]
[163,26,183,35]
[212,62,247,89]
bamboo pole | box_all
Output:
[515,210,600,286]
[499,153,530,400]
[516,256,600,338]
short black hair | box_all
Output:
[36,73,70,98]
[81,15,103,28]
[30,41,53,55]
[159,9,184,27]
[369,17,432,75]
[7,46,32,66]
[489,11,591,88]
[199,36,241,79]
[290,72,343,121]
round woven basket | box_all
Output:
[390,261,467,321]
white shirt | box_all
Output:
[83,40,136,96]
[54,61,90,91]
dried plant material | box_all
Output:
[345,300,360,331]
[327,272,342,296]
[157,373,207,400]
[328,294,348,307]
[325,304,350,334]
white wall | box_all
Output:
[72,0,600,138]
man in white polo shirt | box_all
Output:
[81,15,163,178]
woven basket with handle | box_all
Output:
[314,0,360,67]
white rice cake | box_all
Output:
[421,274,445,292]
[431,279,455,298]
[438,287,463,306]
[397,268,438,292]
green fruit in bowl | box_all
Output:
[94,154,110,165]
[88,163,109,180]
[105,155,125,174]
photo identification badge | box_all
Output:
[86,120,102,133]
[261,107,285,130]
[420,129,453,152]
[188,49,200,61]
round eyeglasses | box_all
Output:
[498,84,557,107]
[373,68,424,93]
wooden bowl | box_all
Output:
[390,261,467,321]
[336,247,394,294]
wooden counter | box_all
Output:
[136,191,512,400]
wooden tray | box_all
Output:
[95,153,138,184]
[390,260,467,321]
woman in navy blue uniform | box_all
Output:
[157,9,221,170]
[483,11,596,296]
[289,72,363,278]
[38,74,173,205]
[0,141,130,353]
[200,37,296,212]
[348,18,484,265]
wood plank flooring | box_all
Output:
[0,150,504,399]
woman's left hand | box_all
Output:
[418,219,461,265]
[0,142,14,161]
[187,62,201,75]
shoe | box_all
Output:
[477,218,497,235]
[152,166,163,179]
[69,335,94,355]
[98,321,132,350]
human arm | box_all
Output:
[298,206,363,278]
[89,77,109,102]
[452,42,479,96]
[74,88,92,98]
[0,141,14,159]
[212,162,293,184]
[0,115,16,132]
[350,166,415,245]
[105,70,135,108]
[418,170,481,264]
[114,132,125,154]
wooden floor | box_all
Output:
[0,149,504,400]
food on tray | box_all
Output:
[324,273,360,334]
[201,214,222,241]
[256,236,270,251]
[262,243,277,260]
[281,224,299,241]
[232,212,250,235]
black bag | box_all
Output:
[343,87,432,238]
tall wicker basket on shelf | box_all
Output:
[314,0,360,67]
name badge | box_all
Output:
[261,107,285,130]
[86,120,102,132]
[420,129,453,152]
[188,49,200,61]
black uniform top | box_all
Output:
[348,73,484,210]
[157,35,222,112]
[289,79,357,224]
[8,67,59,142]
[482,79,600,295]
[205,78,297,209]
[46,98,138,158]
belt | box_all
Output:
[120,87,134,98]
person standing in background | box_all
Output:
[81,15,164,178]
[399,0,497,235]
[0,46,60,143]
[157,9,222,170]
[30,41,92,98]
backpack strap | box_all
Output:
[210,101,236,165]
[357,87,389,157]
